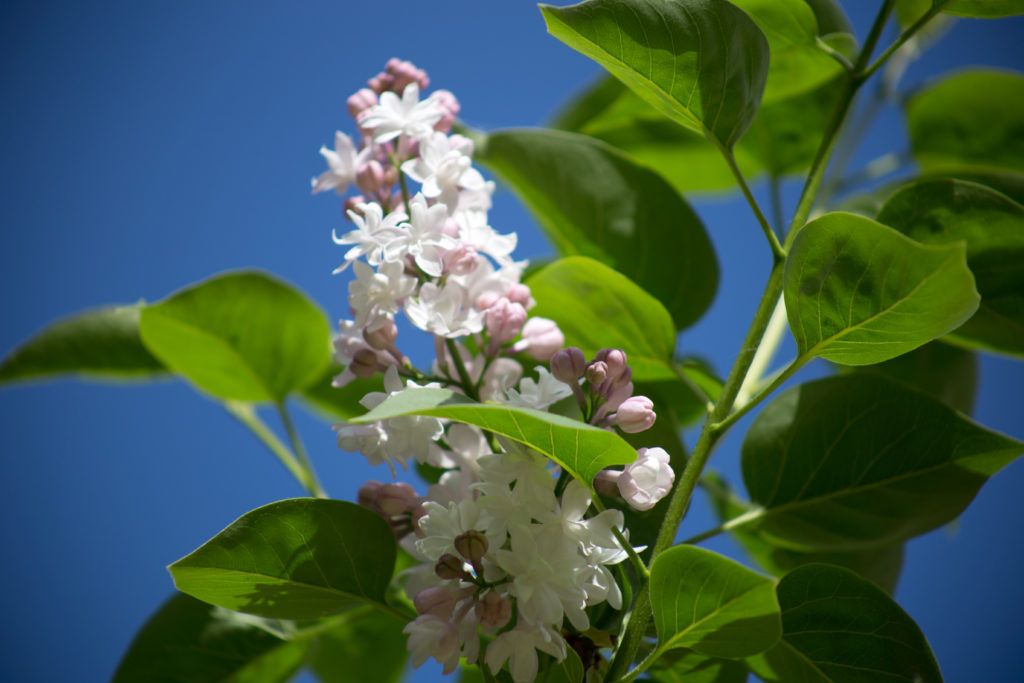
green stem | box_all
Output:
[224,401,321,497]
[712,356,806,437]
[859,0,951,83]
[815,35,854,72]
[721,146,785,262]
[445,338,480,401]
[679,505,766,547]
[276,400,327,499]
[591,496,649,580]
[769,173,785,236]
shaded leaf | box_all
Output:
[650,545,781,658]
[0,304,166,384]
[742,373,1024,550]
[300,361,384,421]
[747,564,942,682]
[877,177,1024,358]
[112,593,307,683]
[169,499,397,620]
[139,270,330,402]
[647,649,749,683]
[526,257,676,379]
[784,212,979,365]
[906,69,1024,175]
[310,609,407,683]
[480,130,718,329]
[540,0,769,149]
[944,0,1024,18]
[546,647,585,683]
[349,387,637,484]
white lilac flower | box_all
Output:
[503,367,573,411]
[311,131,369,195]
[454,258,528,311]
[404,281,484,338]
[404,615,461,674]
[360,82,444,143]
[485,620,567,683]
[332,202,406,272]
[577,553,624,609]
[541,480,624,552]
[348,260,417,331]
[453,208,517,266]
[402,131,486,209]
[416,498,506,562]
[382,194,455,277]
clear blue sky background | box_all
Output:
[1,2,1021,682]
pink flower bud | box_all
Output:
[363,319,398,350]
[355,159,387,197]
[366,73,393,94]
[612,395,657,433]
[593,469,622,498]
[514,317,565,362]
[443,244,478,276]
[618,447,674,511]
[504,283,532,307]
[357,480,383,512]
[585,361,608,386]
[551,347,586,383]
[431,89,460,133]
[378,482,418,517]
[347,88,378,119]
[350,348,381,378]
[475,291,500,311]
[595,348,628,383]
[435,554,469,581]
[387,58,430,92]
[453,530,489,563]
[485,298,527,348]
[475,591,512,630]
[414,586,457,619]
[410,505,428,538]
[343,195,367,216]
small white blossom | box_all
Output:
[360,83,444,143]
[402,131,486,209]
[382,194,456,277]
[332,203,407,272]
[404,281,484,338]
[454,209,517,266]
[312,131,369,195]
[348,260,417,331]
[503,367,573,411]
[485,621,567,683]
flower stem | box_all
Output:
[721,146,785,263]
[276,399,327,499]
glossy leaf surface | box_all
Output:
[113,593,307,683]
[310,609,407,683]
[877,178,1024,358]
[850,340,978,415]
[480,130,717,329]
[0,304,166,383]
[650,545,781,658]
[742,374,1024,550]
[906,69,1024,175]
[526,256,676,379]
[747,564,942,682]
[139,270,330,402]
[785,212,979,365]
[648,649,750,683]
[170,499,396,620]
[541,0,769,149]
[350,387,637,483]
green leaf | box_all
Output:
[349,387,637,484]
[906,69,1024,175]
[728,0,849,104]
[479,130,718,329]
[704,473,905,595]
[877,178,1024,358]
[850,340,979,415]
[169,499,397,620]
[139,270,331,402]
[784,212,979,365]
[0,304,166,384]
[310,609,407,683]
[648,649,749,683]
[546,647,585,683]
[650,545,781,659]
[742,373,1024,550]
[113,593,308,683]
[540,0,769,149]
[747,564,943,683]
[525,257,676,380]
[300,361,385,421]
[943,0,1024,18]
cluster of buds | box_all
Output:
[358,480,424,537]
[551,347,657,433]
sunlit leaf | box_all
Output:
[647,649,750,683]
[480,130,718,329]
[139,270,331,402]
[943,0,1024,18]
[349,387,637,484]
[112,593,307,683]
[540,0,769,149]
[877,178,1024,358]
[169,499,397,620]
[0,304,166,384]
[906,69,1024,175]
[747,564,943,682]
[785,212,979,365]
[742,374,1024,550]
[650,545,781,658]
[526,257,676,379]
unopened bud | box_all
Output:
[504,283,532,307]
[363,319,398,350]
[350,349,381,378]
[595,349,628,382]
[435,554,469,581]
[485,298,527,348]
[377,482,418,517]
[347,88,378,119]
[387,58,430,92]
[443,244,478,276]
[585,361,609,386]
[356,160,387,197]
[431,89,460,133]
[414,586,457,619]
[618,447,674,511]
[410,505,428,538]
[357,480,384,511]
[612,395,657,433]
[343,195,367,216]
[514,317,565,362]
[453,530,488,563]
[593,470,622,498]
[475,591,512,630]
[551,347,586,383]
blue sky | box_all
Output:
[1,2,1022,682]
